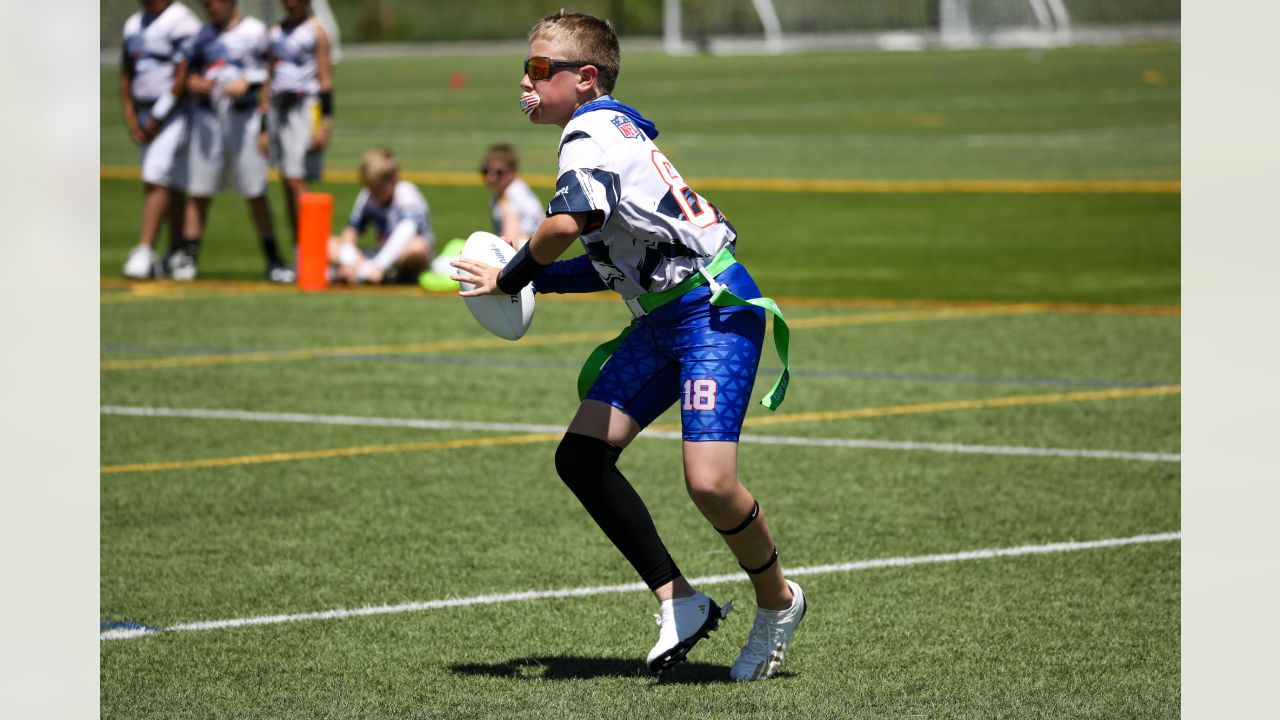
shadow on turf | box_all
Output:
[450,655,756,685]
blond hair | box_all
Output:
[483,143,519,171]
[528,11,620,94]
[358,147,398,187]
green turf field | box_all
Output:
[101,45,1179,719]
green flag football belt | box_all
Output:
[577,247,791,411]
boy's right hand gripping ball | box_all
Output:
[458,231,535,341]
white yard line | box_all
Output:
[99,406,1181,463]
[100,531,1180,641]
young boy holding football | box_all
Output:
[450,11,803,681]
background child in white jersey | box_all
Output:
[450,11,804,682]
[171,0,290,282]
[417,143,543,292]
[119,0,202,279]
[480,143,543,246]
[265,0,334,250]
[330,147,434,284]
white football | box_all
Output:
[458,231,535,341]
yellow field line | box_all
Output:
[100,304,1038,373]
[771,296,1181,317]
[100,278,434,304]
[102,385,1180,475]
[100,432,563,476]
[787,304,1041,330]
[101,282,299,304]
[101,165,1179,195]
[100,330,617,371]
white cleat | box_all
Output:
[122,244,158,279]
[646,590,731,673]
[730,579,807,681]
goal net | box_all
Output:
[663,0,1180,54]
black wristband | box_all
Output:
[260,113,268,133]
[496,243,550,295]
[319,90,333,117]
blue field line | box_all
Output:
[101,342,1169,389]
[101,620,162,632]
[792,368,1170,389]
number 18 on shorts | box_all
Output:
[683,379,719,411]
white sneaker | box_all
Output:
[646,590,731,673]
[266,263,296,284]
[122,244,158,279]
[730,580,807,681]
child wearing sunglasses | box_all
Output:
[480,143,544,246]
[450,11,803,681]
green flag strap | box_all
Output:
[576,249,791,410]
[577,323,633,401]
[708,284,791,410]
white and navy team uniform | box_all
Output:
[268,17,324,180]
[491,177,544,240]
[121,1,201,188]
[179,15,271,198]
[347,180,435,250]
[528,97,796,640]
[538,96,768,441]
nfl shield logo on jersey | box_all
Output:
[611,115,642,139]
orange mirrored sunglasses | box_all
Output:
[524,56,589,81]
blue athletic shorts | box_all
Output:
[584,262,767,442]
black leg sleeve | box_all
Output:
[554,432,682,591]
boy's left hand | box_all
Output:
[450,258,504,296]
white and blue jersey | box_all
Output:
[348,181,434,245]
[269,18,321,97]
[550,96,738,301]
[549,97,768,440]
[179,15,270,111]
[121,1,201,114]
[492,178,544,239]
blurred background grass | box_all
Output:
[100,45,1179,302]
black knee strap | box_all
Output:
[740,547,778,575]
[715,499,760,535]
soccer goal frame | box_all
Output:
[661,0,1086,54]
